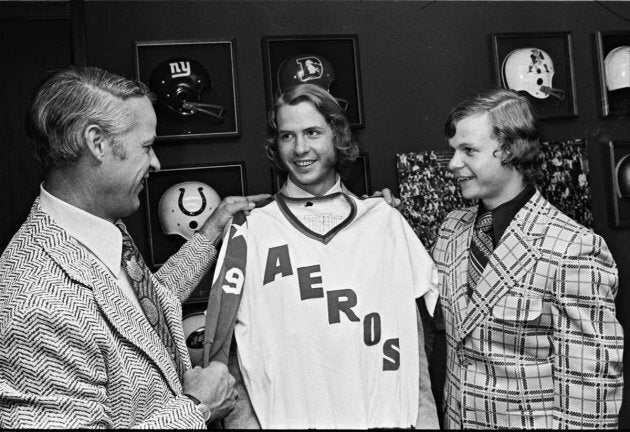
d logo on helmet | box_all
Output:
[277,53,336,93]
[277,53,350,110]
[158,181,222,240]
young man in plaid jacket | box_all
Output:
[432,88,624,429]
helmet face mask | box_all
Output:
[502,48,565,101]
[604,46,630,91]
[150,58,226,119]
[158,181,222,240]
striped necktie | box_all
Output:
[116,222,184,379]
[467,211,493,297]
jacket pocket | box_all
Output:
[491,295,543,322]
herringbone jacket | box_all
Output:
[0,199,216,428]
[432,190,624,429]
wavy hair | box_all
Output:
[25,65,152,171]
[265,83,359,172]
[444,88,542,184]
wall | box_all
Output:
[5,0,630,424]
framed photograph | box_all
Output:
[144,162,247,269]
[271,153,371,196]
[491,32,578,120]
[537,139,592,229]
[262,34,365,128]
[134,39,240,140]
[595,31,630,117]
[396,150,473,249]
[607,141,630,227]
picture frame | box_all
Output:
[144,162,247,270]
[491,31,578,120]
[261,34,365,128]
[594,31,630,117]
[134,39,240,140]
[607,141,630,227]
[271,153,371,196]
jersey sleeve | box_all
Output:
[203,213,248,366]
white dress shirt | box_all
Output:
[39,184,146,316]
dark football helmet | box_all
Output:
[150,57,225,119]
[616,155,630,198]
[277,54,349,110]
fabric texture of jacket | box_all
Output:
[0,198,216,428]
[432,190,624,429]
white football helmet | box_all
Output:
[502,48,565,100]
[182,312,206,367]
[604,46,630,91]
[158,181,221,240]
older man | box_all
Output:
[0,65,268,428]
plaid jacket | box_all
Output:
[0,199,215,428]
[432,190,623,429]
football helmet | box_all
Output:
[182,312,206,367]
[604,46,630,91]
[277,54,349,110]
[502,48,565,100]
[158,181,222,240]
[150,57,225,119]
[278,54,336,92]
[616,155,630,198]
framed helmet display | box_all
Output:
[604,46,630,92]
[143,162,246,269]
[501,48,565,100]
[150,57,225,119]
[134,39,240,139]
[607,141,630,228]
[492,32,578,120]
[262,34,365,128]
[595,31,630,117]
[157,181,222,241]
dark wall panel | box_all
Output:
[0,15,73,248]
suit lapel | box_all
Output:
[457,191,548,340]
[31,204,182,393]
[447,209,475,340]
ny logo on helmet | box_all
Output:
[295,57,324,82]
[169,61,191,78]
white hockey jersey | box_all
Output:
[209,188,438,429]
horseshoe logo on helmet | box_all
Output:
[178,187,207,216]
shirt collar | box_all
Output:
[281,174,343,198]
[478,183,536,245]
[39,183,123,277]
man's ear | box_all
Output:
[84,124,108,162]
